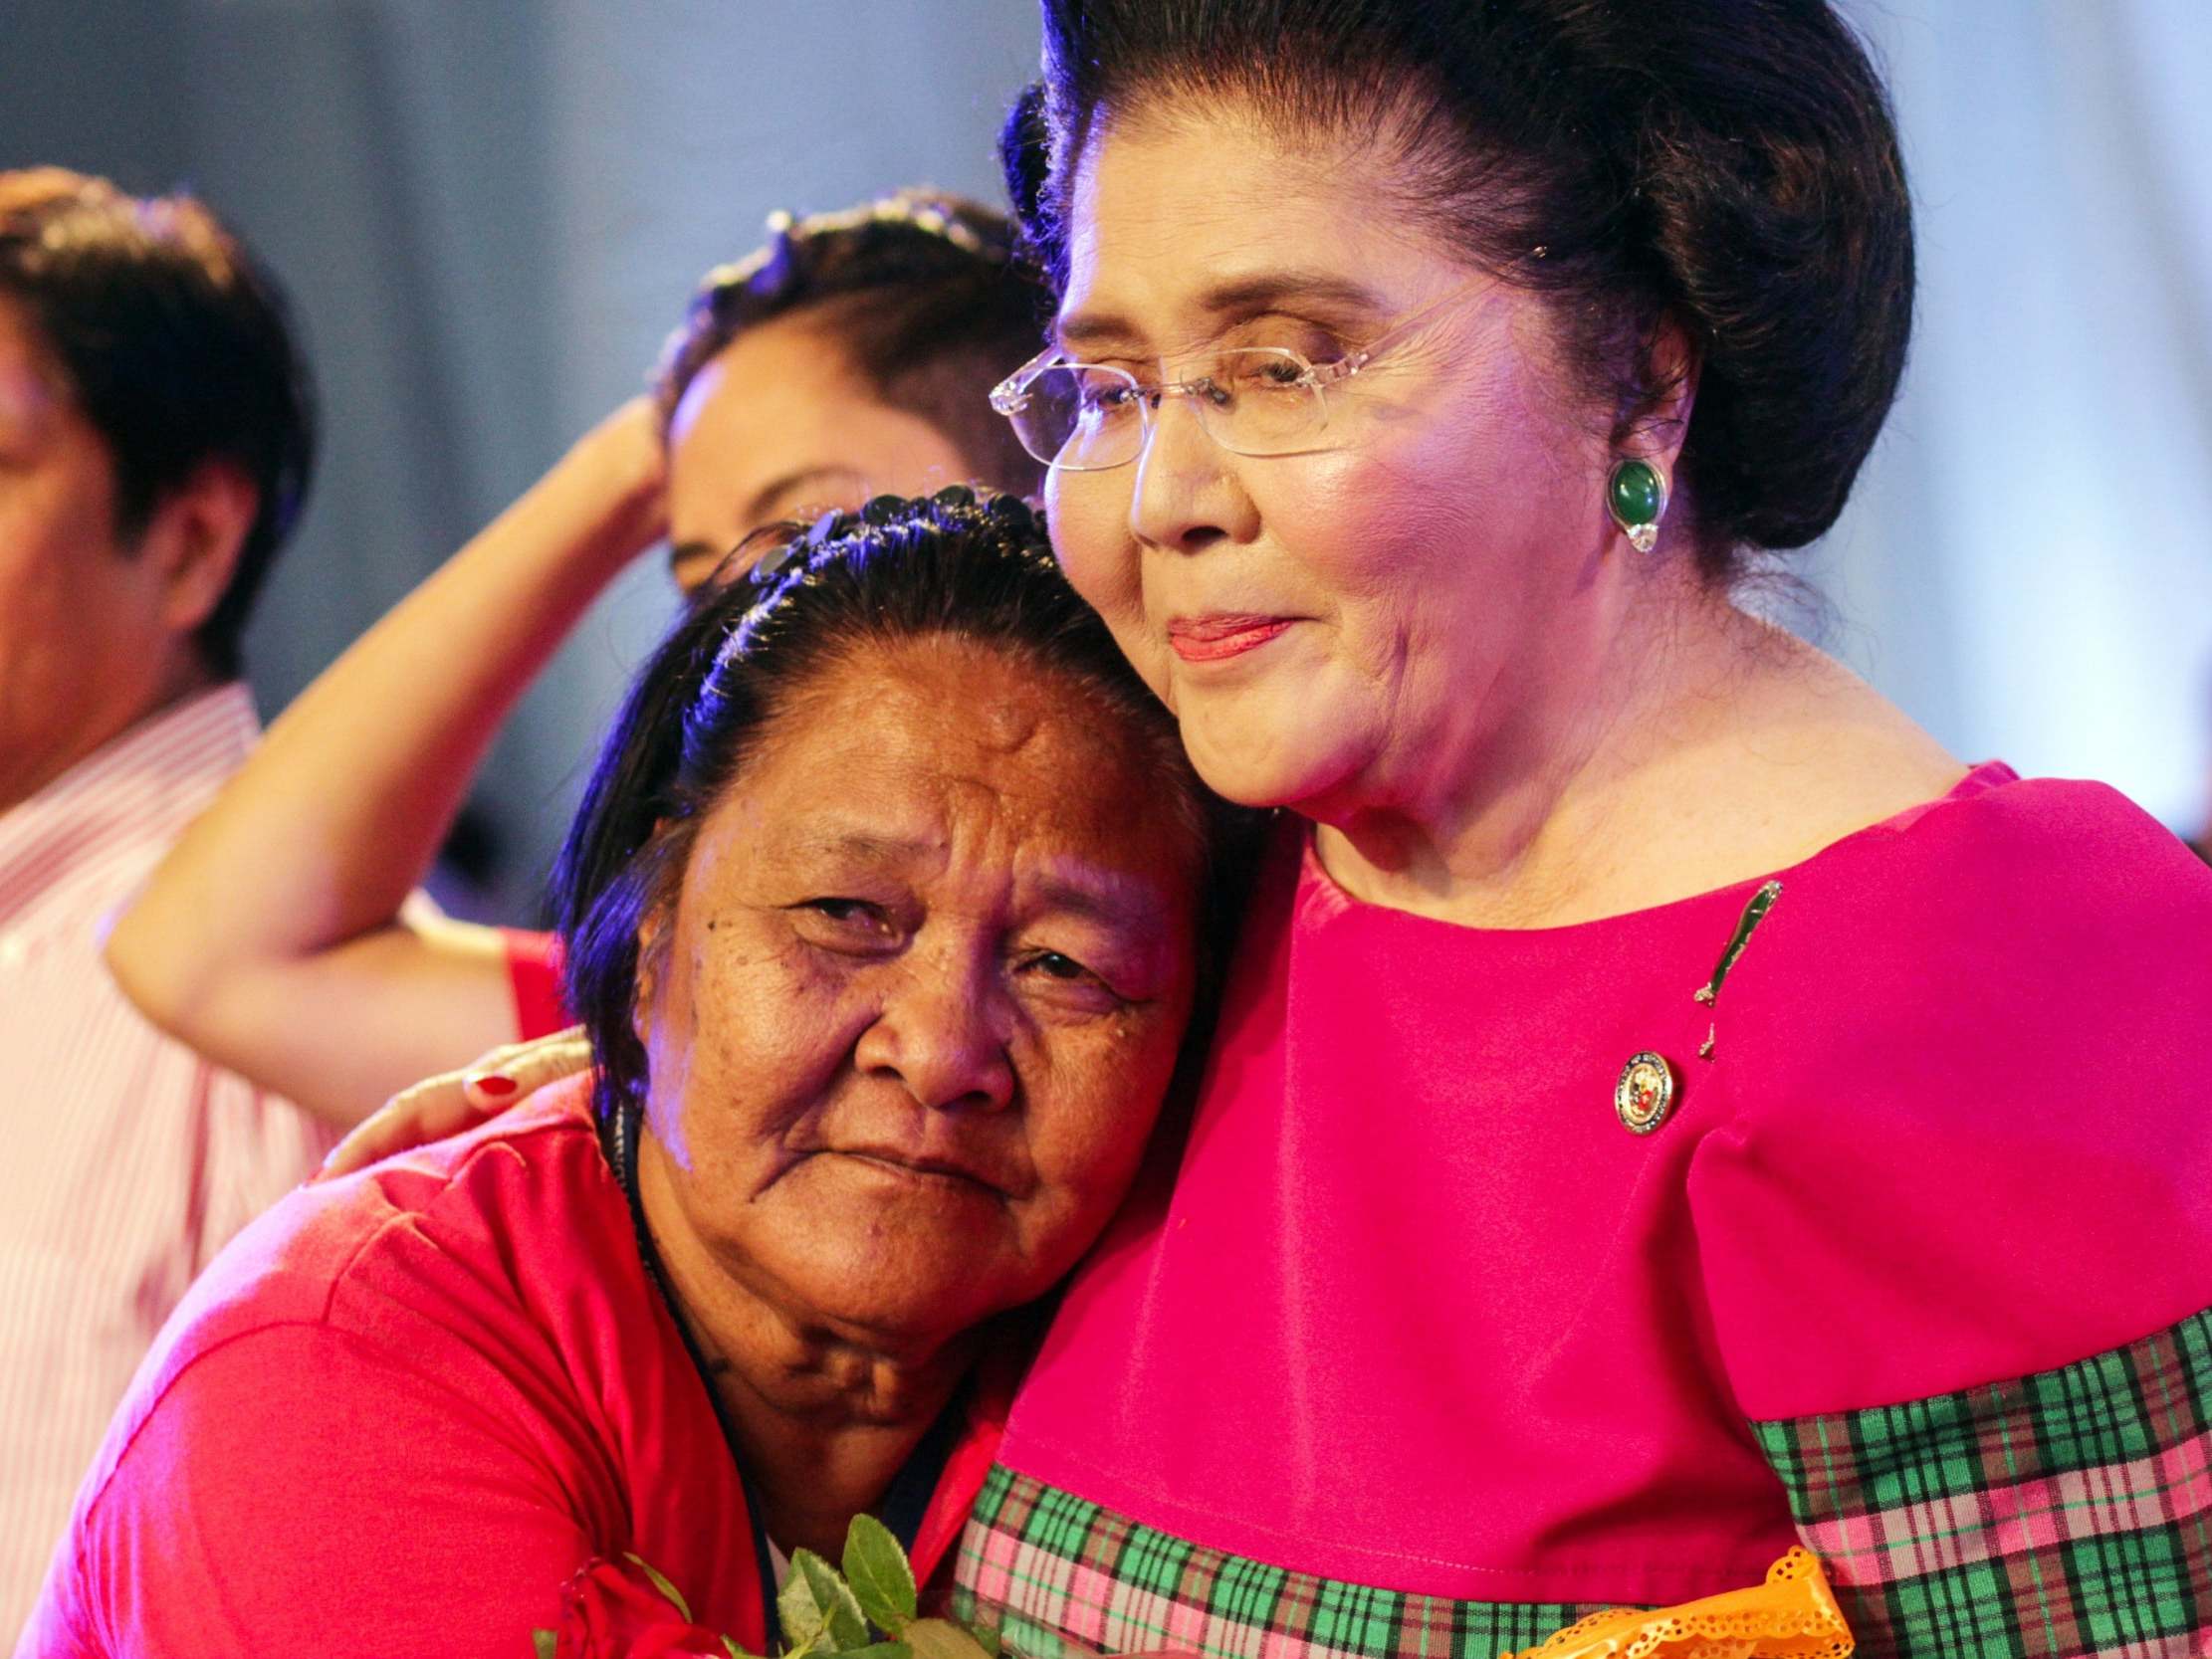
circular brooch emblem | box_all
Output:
[1615,1051,1677,1136]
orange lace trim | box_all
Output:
[1504,1549,1853,1658]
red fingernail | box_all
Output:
[474,1074,518,1098]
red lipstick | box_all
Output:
[1167,615,1294,663]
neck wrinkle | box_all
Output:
[630,1125,975,1552]
[1312,555,1723,928]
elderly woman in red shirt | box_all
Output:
[22,493,1250,1658]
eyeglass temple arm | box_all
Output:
[991,342,1066,414]
[1307,279,1486,388]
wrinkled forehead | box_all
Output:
[713,636,1197,902]
[1056,102,1437,355]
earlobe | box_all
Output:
[1625,312,1699,465]
[150,459,259,635]
[1605,314,1697,555]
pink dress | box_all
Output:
[956,765,2212,1656]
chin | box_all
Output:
[830,1289,998,1345]
[1176,694,1367,813]
[780,1230,1015,1339]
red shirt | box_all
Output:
[501,928,568,1042]
[21,1075,1003,1658]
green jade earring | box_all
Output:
[1607,458,1667,554]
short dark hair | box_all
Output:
[0,168,316,676]
[554,488,1255,1126]
[1006,1,1914,573]
[656,191,1048,500]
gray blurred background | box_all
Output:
[4,0,2209,919]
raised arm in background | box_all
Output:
[106,399,666,1125]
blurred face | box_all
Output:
[1045,103,1619,821]
[635,636,1202,1348]
[0,299,183,810]
[665,313,977,592]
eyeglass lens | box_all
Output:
[1012,347,1327,470]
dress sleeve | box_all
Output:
[1684,780,2212,1656]
[1742,1313,2211,1657]
[502,927,570,1042]
[53,1322,597,1658]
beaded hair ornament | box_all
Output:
[710,484,1046,672]
[653,191,1014,415]
[703,195,1003,298]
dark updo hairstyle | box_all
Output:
[553,488,1254,1125]
[1005,1,1914,573]
[0,168,315,675]
[656,191,1049,499]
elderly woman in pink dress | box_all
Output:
[947,1,2212,1655]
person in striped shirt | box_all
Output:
[0,167,322,1648]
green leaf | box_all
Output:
[779,1559,827,1650]
[533,1629,559,1659]
[842,1514,919,1634]
[902,1619,995,1659]
[969,1623,1001,1659]
[840,1645,914,1659]
[623,1552,694,1623]
[782,1548,871,1652]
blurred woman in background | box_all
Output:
[107,192,1047,1124]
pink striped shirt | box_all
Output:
[0,685,334,1649]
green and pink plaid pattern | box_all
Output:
[951,1467,1600,1659]
[1752,1303,2212,1655]
[954,1310,2210,1659]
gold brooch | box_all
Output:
[1615,1051,1677,1135]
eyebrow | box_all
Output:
[1056,270,1393,352]
[736,465,866,532]
[667,538,721,578]
[1032,869,1171,934]
[775,828,940,869]
[774,830,1164,932]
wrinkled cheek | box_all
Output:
[1023,1143,1142,1278]
[1035,1038,1184,1219]
[654,950,870,1176]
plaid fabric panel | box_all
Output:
[1752,1303,2212,1656]
[951,1466,1602,1659]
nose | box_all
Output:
[851,948,1015,1114]
[1128,392,1260,556]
